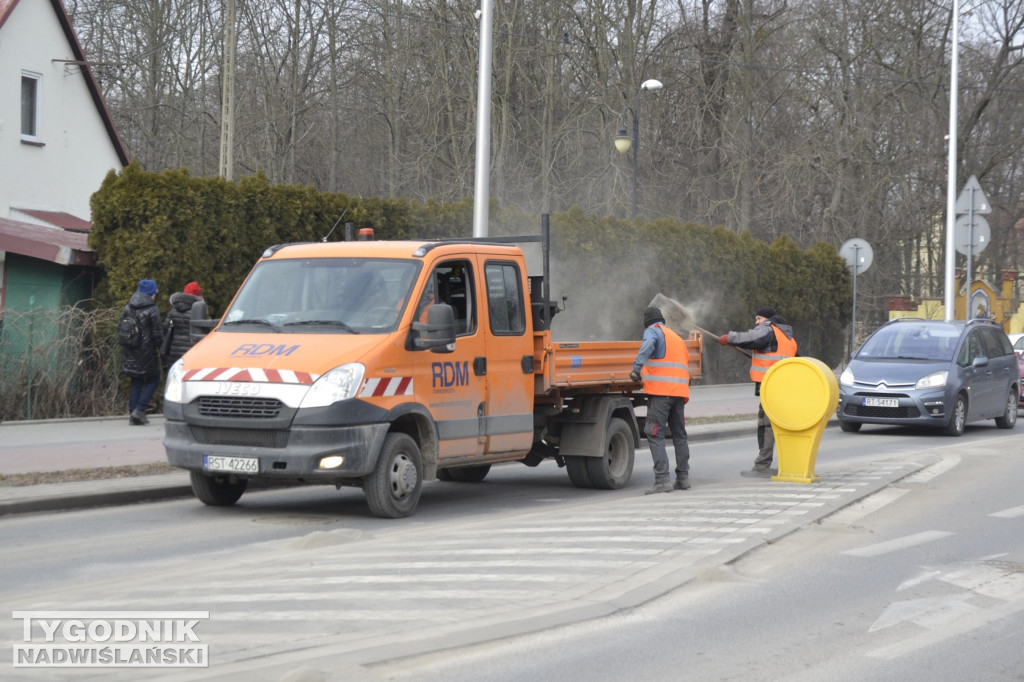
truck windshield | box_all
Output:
[222,258,420,334]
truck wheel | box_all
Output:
[189,471,247,506]
[565,456,593,488]
[363,433,423,518]
[447,465,491,483]
[585,417,634,489]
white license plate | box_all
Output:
[203,455,259,474]
[863,397,898,408]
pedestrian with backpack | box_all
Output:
[119,279,163,425]
[163,281,205,366]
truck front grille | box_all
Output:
[189,426,289,448]
[198,396,283,418]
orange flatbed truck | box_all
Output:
[163,222,702,517]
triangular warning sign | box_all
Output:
[955,176,991,215]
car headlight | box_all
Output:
[839,367,855,387]
[916,370,948,390]
[164,359,185,403]
[299,363,365,408]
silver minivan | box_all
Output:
[837,318,1018,436]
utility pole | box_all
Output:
[218,0,236,180]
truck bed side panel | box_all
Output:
[534,334,703,394]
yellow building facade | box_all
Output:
[888,270,1024,334]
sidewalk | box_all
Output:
[0,384,801,516]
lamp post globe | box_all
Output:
[613,78,663,219]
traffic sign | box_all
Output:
[839,238,873,275]
[954,214,990,255]
[955,175,991,215]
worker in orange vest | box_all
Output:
[631,306,692,495]
[718,306,798,477]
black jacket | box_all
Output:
[164,292,203,364]
[120,292,163,378]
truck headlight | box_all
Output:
[300,363,365,408]
[164,359,185,403]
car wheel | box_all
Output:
[943,394,967,436]
[838,419,862,433]
[362,433,422,518]
[995,388,1018,429]
[189,471,247,506]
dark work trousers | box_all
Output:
[645,394,690,483]
[755,389,775,471]
[129,375,160,414]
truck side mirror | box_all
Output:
[188,300,218,343]
[412,303,456,353]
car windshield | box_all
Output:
[222,258,420,334]
[857,323,960,361]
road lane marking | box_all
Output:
[842,530,954,557]
[990,505,1024,518]
[826,487,909,525]
[903,454,960,483]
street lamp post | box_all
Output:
[615,79,663,219]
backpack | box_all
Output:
[117,308,143,348]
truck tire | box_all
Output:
[189,471,247,506]
[585,417,634,490]
[565,456,593,488]
[363,432,423,518]
[447,465,491,482]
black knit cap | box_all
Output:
[756,306,777,319]
[643,306,665,327]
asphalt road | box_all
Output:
[6,420,1022,680]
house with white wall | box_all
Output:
[0,0,129,313]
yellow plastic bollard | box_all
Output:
[759,357,838,483]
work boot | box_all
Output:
[644,481,673,495]
[740,467,772,478]
[673,478,691,491]
[130,409,149,425]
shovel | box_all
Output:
[649,293,752,358]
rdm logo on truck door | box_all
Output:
[432,361,469,392]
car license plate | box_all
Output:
[203,455,258,474]
[863,397,898,408]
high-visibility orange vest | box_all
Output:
[749,324,797,382]
[642,324,691,398]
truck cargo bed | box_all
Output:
[534,333,703,395]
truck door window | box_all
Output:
[485,262,525,335]
[416,260,475,336]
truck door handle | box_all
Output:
[474,357,487,376]
[521,355,534,373]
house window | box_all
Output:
[21,73,41,141]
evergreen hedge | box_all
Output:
[89,164,852,380]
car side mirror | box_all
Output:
[971,356,989,369]
[189,300,218,343]
[412,303,456,353]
